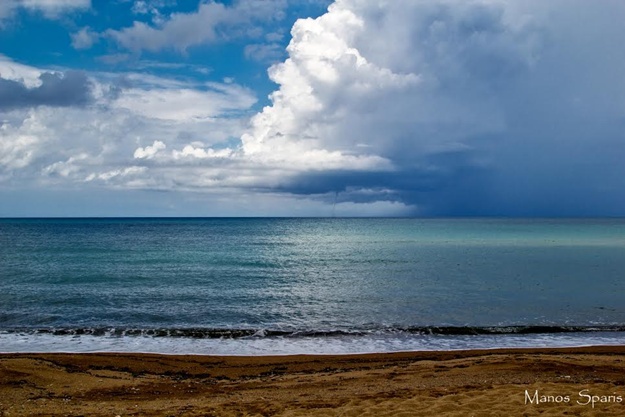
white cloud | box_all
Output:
[134,140,166,159]
[70,26,99,50]
[0,132,38,172]
[172,144,233,159]
[85,166,147,183]
[0,57,256,193]
[107,0,287,53]
[131,1,149,15]
[19,0,90,17]
[242,0,535,163]
[0,55,44,87]
[20,0,89,6]
[113,85,257,121]
[0,0,89,26]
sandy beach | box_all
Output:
[1,346,624,416]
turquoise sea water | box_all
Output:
[1,218,625,354]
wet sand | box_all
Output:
[2,346,625,416]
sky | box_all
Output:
[0,0,624,217]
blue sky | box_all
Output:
[1,0,624,217]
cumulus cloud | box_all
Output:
[106,0,287,53]
[239,0,525,207]
[172,144,233,159]
[237,0,625,215]
[1,109,54,182]
[133,140,166,159]
[0,130,38,173]
[70,26,99,50]
[0,57,255,192]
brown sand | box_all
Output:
[2,346,625,416]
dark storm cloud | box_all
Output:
[272,147,497,216]
[0,70,93,110]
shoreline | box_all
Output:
[3,341,625,356]
[4,329,625,356]
[2,346,625,416]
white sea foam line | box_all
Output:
[1,332,625,355]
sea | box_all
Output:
[1,217,625,355]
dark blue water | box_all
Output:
[1,218,625,354]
